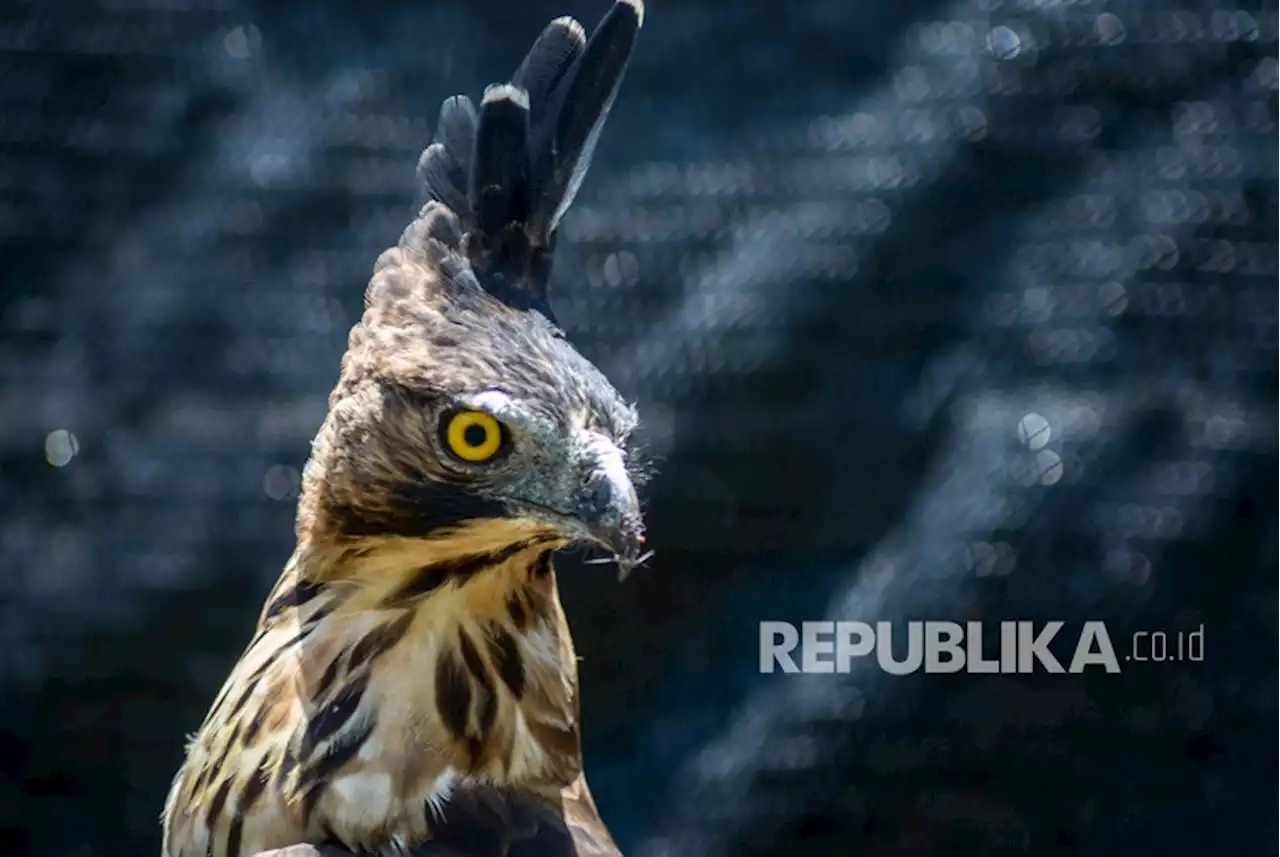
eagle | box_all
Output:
[161,3,648,856]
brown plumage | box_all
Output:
[161,4,647,856]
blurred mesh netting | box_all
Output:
[1,1,1275,856]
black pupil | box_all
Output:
[463,423,489,448]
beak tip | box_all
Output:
[589,520,643,555]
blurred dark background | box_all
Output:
[1,0,1276,855]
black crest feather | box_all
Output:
[415,0,643,324]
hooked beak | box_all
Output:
[576,435,648,578]
[505,434,650,579]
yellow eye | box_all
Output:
[444,410,506,462]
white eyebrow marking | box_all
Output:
[466,389,515,415]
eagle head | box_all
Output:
[297,0,648,577]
